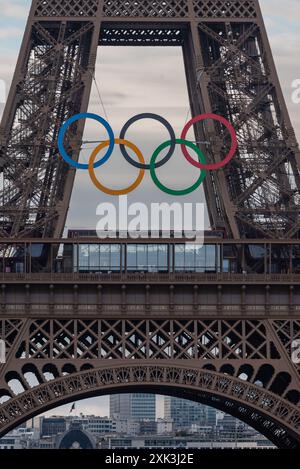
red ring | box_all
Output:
[180,113,238,170]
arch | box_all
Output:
[270,372,292,396]
[237,364,254,381]
[219,364,235,376]
[61,363,77,375]
[22,364,44,386]
[285,390,300,406]
[0,363,299,449]
[253,364,275,387]
[58,423,96,449]
[5,371,27,395]
[42,364,60,382]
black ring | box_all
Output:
[119,113,176,170]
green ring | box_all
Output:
[150,139,207,196]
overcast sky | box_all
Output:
[0,0,299,418]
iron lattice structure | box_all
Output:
[0,316,300,448]
[0,0,300,450]
[0,0,299,238]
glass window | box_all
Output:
[73,245,78,272]
[126,244,169,272]
[148,245,158,271]
[111,245,121,270]
[158,245,168,272]
[174,244,217,272]
[28,244,44,258]
[271,245,290,274]
[90,245,100,268]
[137,245,147,271]
[174,245,185,271]
[292,246,300,273]
[127,245,137,271]
[205,245,216,271]
[195,245,205,272]
[79,245,89,271]
[100,245,110,271]
[185,246,195,271]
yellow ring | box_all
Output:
[88,138,145,196]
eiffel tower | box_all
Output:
[0,0,300,448]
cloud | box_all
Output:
[261,0,300,22]
[0,27,23,40]
[0,1,29,20]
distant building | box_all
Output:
[221,414,238,434]
[105,435,275,450]
[34,437,55,449]
[157,419,173,435]
[164,397,207,431]
[110,394,156,421]
[140,420,157,435]
[0,435,22,450]
[0,427,39,449]
[73,416,115,435]
[40,417,67,437]
[114,418,140,436]
[206,406,217,428]
[57,422,96,449]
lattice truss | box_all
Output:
[15,319,280,360]
[35,0,99,17]
[273,320,300,375]
[34,0,257,19]
[0,320,24,355]
[193,0,257,18]
[0,21,96,237]
[100,24,186,46]
[0,317,299,447]
[102,0,188,18]
[0,318,298,403]
[198,21,300,238]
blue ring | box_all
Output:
[58,112,115,170]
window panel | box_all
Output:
[137,245,147,270]
[100,245,110,270]
[111,245,121,269]
[127,245,137,271]
[158,245,168,271]
[174,245,185,270]
[79,245,89,270]
[206,245,216,271]
[90,244,100,268]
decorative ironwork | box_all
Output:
[1,0,299,238]
[103,0,188,18]
[0,364,299,448]
[193,0,257,18]
[0,21,97,237]
[273,320,300,374]
[13,319,280,360]
[100,24,187,46]
[0,0,300,449]
[35,0,99,17]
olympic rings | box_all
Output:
[150,139,207,196]
[58,112,238,196]
[180,113,238,171]
[88,139,145,196]
[119,113,176,170]
[58,113,115,170]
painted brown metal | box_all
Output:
[0,0,300,448]
[0,0,299,238]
